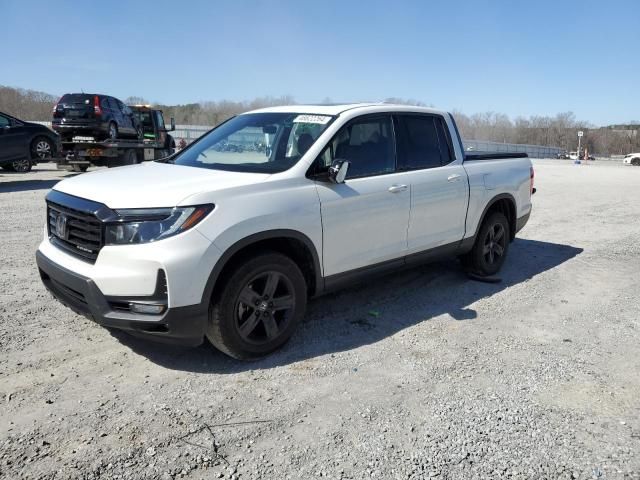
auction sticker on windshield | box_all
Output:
[293,114,332,124]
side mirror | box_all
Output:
[170,117,176,131]
[328,159,350,184]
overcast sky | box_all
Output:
[2,0,639,125]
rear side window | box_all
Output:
[396,115,454,170]
[0,114,10,127]
[100,97,110,110]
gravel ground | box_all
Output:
[1,159,639,480]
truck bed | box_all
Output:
[465,152,528,161]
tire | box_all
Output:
[71,164,89,172]
[107,122,118,141]
[632,158,640,166]
[206,252,307,360]
[464,212,510,276]
[122,149,137,165]
[11,158,32,173]
[31,136,54,161]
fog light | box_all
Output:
[129,302,166,315]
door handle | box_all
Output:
[388,184,408,193]
[447,174,462,182]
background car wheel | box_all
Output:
[122,149,137,165]
[632,158,640,166]
[11,158,32,173]
[108,122,118,140]
[31,136,54,161]
[71,164,89,172]
[464,211,510,276]
[206,252,307,360]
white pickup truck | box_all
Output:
[36,104,534,359]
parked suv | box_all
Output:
[52,93,141,141]
[0,111,60,172]
[36,104,534,359]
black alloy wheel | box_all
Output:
[483,222,506,266]
[235,271,296,345]
[463,211,510,276]
[206,252,307,360]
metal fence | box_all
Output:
[32,121,564,158]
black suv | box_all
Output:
[0,111,60,172]
[52,94,142,141]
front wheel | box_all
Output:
[463,211,510,276]
[206,252,307,360]
[31,136,54,161]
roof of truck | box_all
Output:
[248,103,446,116]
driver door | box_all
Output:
[0,113,27,163]
[313,114,410,277]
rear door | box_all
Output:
[314,114,411,276]
[395,114,469,254]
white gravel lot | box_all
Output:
[0,159,639,480]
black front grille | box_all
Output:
[48,201,103,263]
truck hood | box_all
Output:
[53,161,270,209]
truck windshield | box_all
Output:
[170,112,334,173]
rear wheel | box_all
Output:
[206,252,307,360]
[122,149,137,165]
[632,157,640,166]
[11,158,32,173]
[464,212,510,276]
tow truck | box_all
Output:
[55,106,176,172]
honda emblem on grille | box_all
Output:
[55,214,68,239]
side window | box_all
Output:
[396,115,442,170]
[100,97,110,111]
[0,114,10,128]
[316,115,395,179]
[155,111,165,130]
[116,99,125,112]
[435,117,455,164]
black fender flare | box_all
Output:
[200,229,323,305]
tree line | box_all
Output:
[1,85,638,155]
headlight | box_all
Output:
[105,204,213,245]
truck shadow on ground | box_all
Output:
[109,238,583,373]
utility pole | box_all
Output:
[576,131,583,164]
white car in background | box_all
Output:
[622,153,640,166]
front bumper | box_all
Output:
[36,251,206,346]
